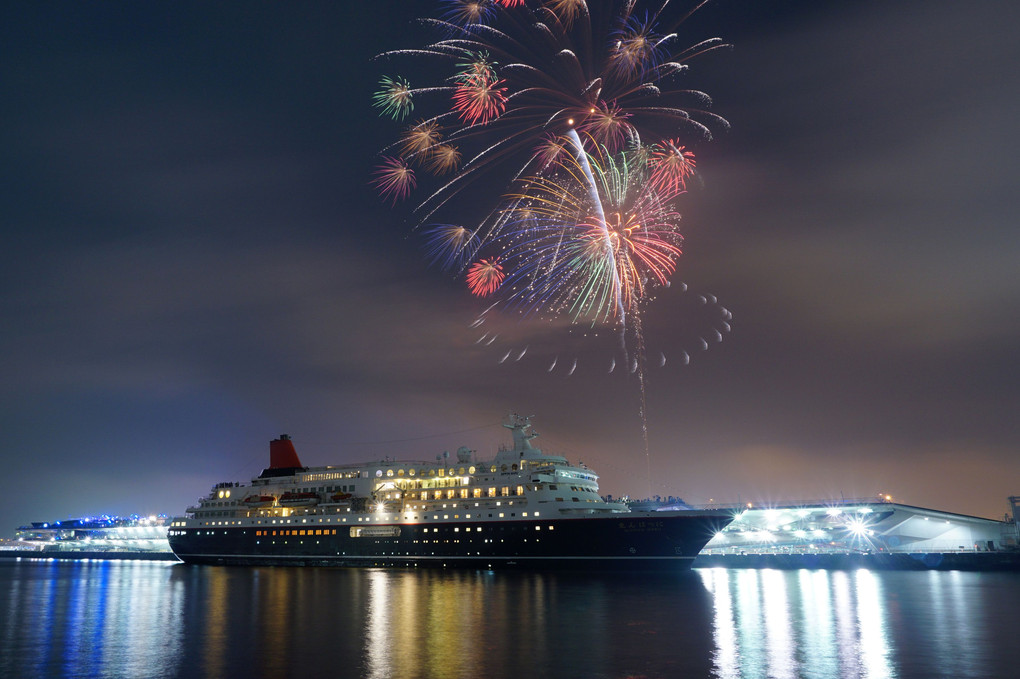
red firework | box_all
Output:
[452,72,508,125]
[649,140,697,193]
[466,258,505,296]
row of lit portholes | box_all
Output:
[375,466,479,479]
[372,459,540,479]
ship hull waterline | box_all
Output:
[170,511,731,571]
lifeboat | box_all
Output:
[242,495,276,507]
[330,492,353,504]
[278,491,320,507]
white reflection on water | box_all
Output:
[761,569,796,678]
[799,569,836,678]
[855,570,893,678]
[705,568,740,678]
[699,568,895,679]
[365,569,393,679]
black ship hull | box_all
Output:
[170,511,731,570]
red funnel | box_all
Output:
[269,435,303,469]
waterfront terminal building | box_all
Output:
[694,496,1020,570]
[1,515,173,558]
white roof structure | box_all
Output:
[702,499,1017,555]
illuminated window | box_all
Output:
[501,487,510,497]
[516,486,524,496]
[387,469,394,477]
[473,488,482,498]
[468,466,476,474]
[409,469,416,477]
[446,489,455,500]
[487,488,497,497]
[460,489,469,499]
[439,468,445,477]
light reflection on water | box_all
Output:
[1,560,1018,679]
[701,568,895,679]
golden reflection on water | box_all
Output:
[699,568,895,679]
[363,570,543,679]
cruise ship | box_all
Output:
[169,415,732,569]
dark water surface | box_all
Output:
[1,560,1017,678]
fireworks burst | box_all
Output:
[490,143,686,326]
[372,156,416,204]
[466,258,505,296]
[442,0,494,27]
[422,224,480,269]
[401,120,442,158]
[650,138,697,192]
[426,143,462,174]
[452,70,509,125]
[372,76,414,121]
[372,0,728,223]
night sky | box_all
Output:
[2,0,1017,533]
